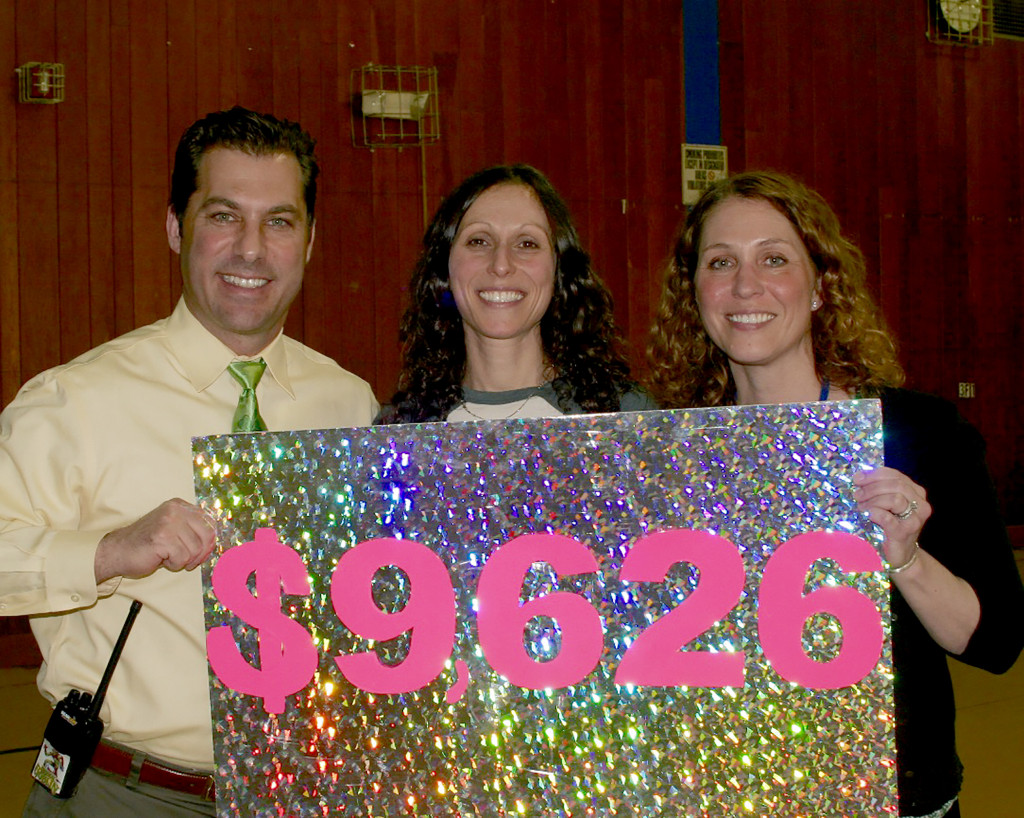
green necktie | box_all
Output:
[228,359,268,432]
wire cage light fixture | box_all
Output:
[351,64,440,149]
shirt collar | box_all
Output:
[167,298,295,397]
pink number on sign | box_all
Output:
[759,531,884,690]
[614,529,746,687]
[477,533,603,689]
[331,538,456,694]
[207,528,319,715]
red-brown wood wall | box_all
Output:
[0,0,685,659]
[0,0,683,411]
[2,2,1023,659]
[719,0,1024,525]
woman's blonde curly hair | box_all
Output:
[647,170,904,408]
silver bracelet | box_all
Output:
[888,542,920,575]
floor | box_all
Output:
[2,555,1022,817]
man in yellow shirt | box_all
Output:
[3,107,378,816]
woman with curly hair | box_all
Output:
[378,164,652,424]
[648,170,1024,818]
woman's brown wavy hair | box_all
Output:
[378,164,635,423]
[647,170,904,408]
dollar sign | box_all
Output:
[207,528,318,714]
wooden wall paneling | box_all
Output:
[376,154,422,396]
[717,0,746,169]
[369,1,397,65]
[86,0,116,350]
[15,1,61,386]
[391,0,417,65]
[425,51,458,213]
[634,0,680,362]
[15,176,61,384]
[382,187,425,394]
[295,6,323,166]
[532,0,570,179]
[919,52,959,216]
[325,12,364,379]
[331,4,380,387]
[128,0,172,329]
[332,191,378,388]
[193,1,222,117]
[1012,47,1024,522]
[868,11,914,308]
[334,0,373,197]
[906,47,961,397]
[421,0,459,213]
[872,6,917,343]
[216,0,239,110]
[0,173,18,407]
[445,3,484,179]
[295,5,334,362]
[808,0,856,205]
[876,185,909,348]
[937,54,970,402]
[273,4,308,339]
[966,46,1021,223]
[235,1,272,112]
[636,0,685,365]
[55,0,92,366]
[734,0,784,169]
[364,5,399,396]
[305,188,338,373]
[497,3,527,162]
[536,2,571,203]
[967,220,1018,508]
[390,0,428,383]
[167,1,197,165]
[368,164,398,395]
[109,3,135,338]
[0,0,29,653]
[596,0,627,195]
[480,3,506,165]
[906,215,952,397]
[272,2,303,123]
[962,47,1024,509]
[576,3,606,303]
[842,7,883,295]
[302,3,336,365]
[582,1,624,328]
[0,0,19,407]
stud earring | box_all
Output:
[811,299,820,309]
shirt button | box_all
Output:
[70,593,81,603]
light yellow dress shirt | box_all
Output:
[0,298,378,769]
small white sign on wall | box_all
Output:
[682,144,728,205]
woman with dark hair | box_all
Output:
[648,169,1024,818]
[379,164,652,423]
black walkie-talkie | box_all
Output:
[31,599,143,798]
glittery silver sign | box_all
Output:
[195,402,895,817]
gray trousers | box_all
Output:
[22,768,216,818]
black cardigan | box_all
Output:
[881,388,1024,814]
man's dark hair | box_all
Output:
[169,106,319,223]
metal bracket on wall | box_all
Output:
[350,64,441,228]
[16,63,65,104]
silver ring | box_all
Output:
[894,499,918,521]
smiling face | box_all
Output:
[695,196,821,383]
[448,183,556,353]
[166,147,315,355]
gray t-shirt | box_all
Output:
[446,382,656,422]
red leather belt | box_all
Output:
[90,740,216,802]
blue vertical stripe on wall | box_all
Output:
[683,0,721,145]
